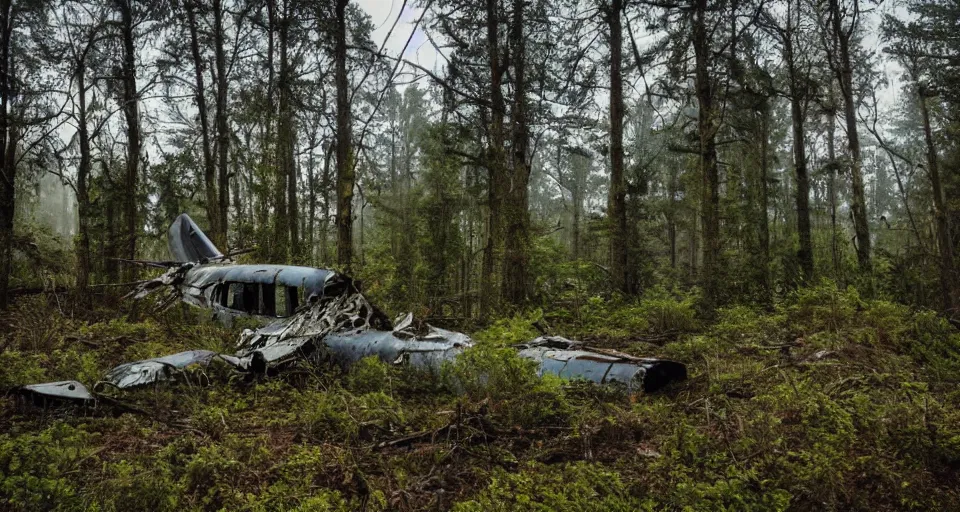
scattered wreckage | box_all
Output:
[14,214,686,406]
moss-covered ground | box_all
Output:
[2,283,960,511]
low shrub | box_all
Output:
[453,462,645,511]
[0,423,96,511]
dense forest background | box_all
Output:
[1,0,958,320]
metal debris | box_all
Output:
[515,336,687,392]
[168,213,223,263]
[801,349,836,363]
[17,214,687,407]
[100,350,219,390]
[322,326,472,372]
[229,287,392,371]
[17,380,96,404]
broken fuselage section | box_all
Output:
[140,214,349,323]
[128,214,470,376]
[180,263,341,324]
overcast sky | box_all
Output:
[356,0,439,78]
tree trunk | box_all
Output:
[104,161,118,282]
[389,111,399,259]
[502,0,530,305]
[759,106,771,295]
[260,0,276,255]
[0,0,14,308]
[607,0,629,294]
[281,0,299,261]
[693,0,720,309]
[668,219,677,268]
[689,214,697,278]
[335,0,354,271]
[118,0,140,280]
[213,0,230,248]
[919,91,958,314]
[76,60,92,290]
[321,141,333,264]
[358,186,365,267]
[826,102,840,277]
[480,0,506,317]
[288,130,299,261]
[186,0,221,247]
[572,180,582,262]
[307,132,317,265]
[828,0,870,270]
[400,106,415,286]
[0,128,12,310]
[668,168,678,268]
[232,144,243,242]
[272,0,290,262]
[784,17,812,282]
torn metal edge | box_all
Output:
[15,380,96,405]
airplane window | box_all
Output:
[243,283,259,314]
[275,285,287,317]
[261,283,276,316]
[246,285,302,317]
[215,282,259,314]
[284,286,300,316]
[216,282,302,318]
[228,283,244,310]
[273,285,301,317]
[214,283,230,307]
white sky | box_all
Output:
[356,0,441,77]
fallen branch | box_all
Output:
[374,424,456,451]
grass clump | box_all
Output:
[443,343,572,428]
[0,423,96,511]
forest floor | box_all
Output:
[2,283,960,511]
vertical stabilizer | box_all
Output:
[168,213,223,262]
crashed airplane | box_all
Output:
[15,214,686,405]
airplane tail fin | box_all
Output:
[168,213,224,263]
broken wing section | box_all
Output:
[16,380,96,405]
[100,350,219,390]
[126,263,194,302]
[168,213,223,263]
[515,336,687,392]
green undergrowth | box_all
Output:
[2,283,960,510]
[540,285,700,343]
